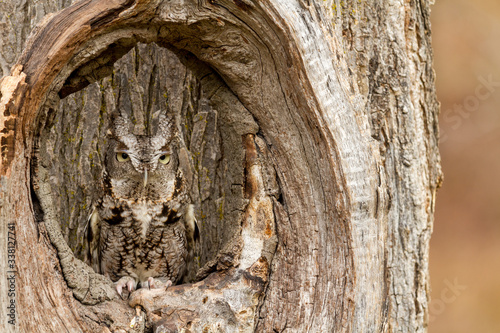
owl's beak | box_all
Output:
[143,169,148,188]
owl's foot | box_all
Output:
[116,276,137,299]
[142,277,173,290]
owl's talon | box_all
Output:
[117,284,123,298]
[165,280,172,290]
[127,280,136,292]
[147,277,155,289]
[116,276,137,299]
[141,277,172,290]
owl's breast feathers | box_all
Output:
[96,194,189,284]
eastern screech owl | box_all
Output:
[87,112,196,296]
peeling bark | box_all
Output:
[0,0,440,332]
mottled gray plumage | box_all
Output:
[87,113,196,295]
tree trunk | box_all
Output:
[0,0,441,332]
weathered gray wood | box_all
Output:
[0,0,441,332]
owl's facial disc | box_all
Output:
[114,139,173,189]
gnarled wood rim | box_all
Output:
[0,0,365,331]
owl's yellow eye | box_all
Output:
[159,154,170,164]
[116,152,130,162]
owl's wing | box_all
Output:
[84,206,101,274]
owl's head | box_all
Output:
[104,113,180,200]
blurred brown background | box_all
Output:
[430,0,500,332]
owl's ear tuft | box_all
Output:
[109,112,135,142]
[155,113,176,141]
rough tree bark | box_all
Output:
[0,0,441,332]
